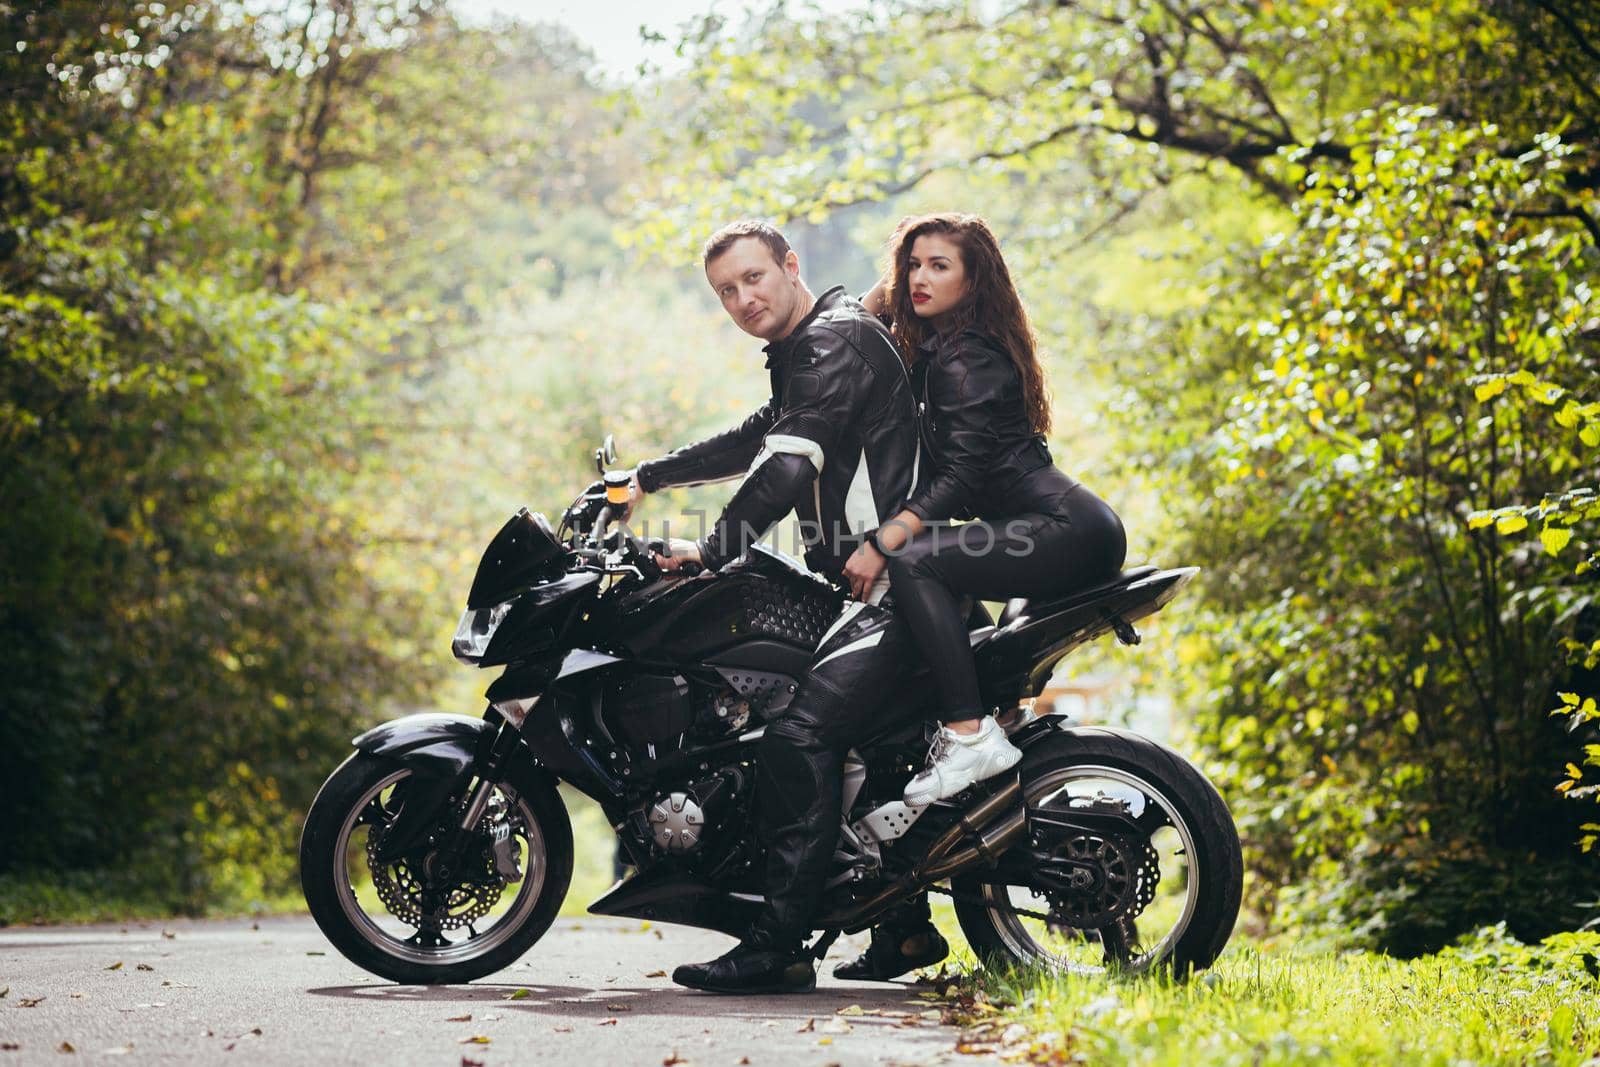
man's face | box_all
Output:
[705,237,803,341]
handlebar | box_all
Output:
[560,456,701,584]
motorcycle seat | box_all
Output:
[993,565,1160,629]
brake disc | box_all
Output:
[366,811,509,932]
[1044,832,1161,928]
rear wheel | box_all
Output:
[952,727,1241,976]
[300,751,572,984]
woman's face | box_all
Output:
[905,233,968,323]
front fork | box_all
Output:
[373,719,525,869]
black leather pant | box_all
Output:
[887,476,1126,722]
[752,600,918,948]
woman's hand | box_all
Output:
[653,538,702,573]
[843,541,887,601]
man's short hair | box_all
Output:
[702,220,792,269]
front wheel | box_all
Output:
[952,727,1241,977]
[300,751,573,984]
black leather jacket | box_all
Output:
[637,287,918,578]
[904,327,1076,523]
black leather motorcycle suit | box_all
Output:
[636,286,919,581]
[887,328,1127,722]
[636,286,923,950]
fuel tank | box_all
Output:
[611,544,842,671]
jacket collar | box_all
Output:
[764,286,846,365]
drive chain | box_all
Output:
[927,884,1054,924]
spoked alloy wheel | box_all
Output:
[301,752,572,984]
[952,728,1241,977]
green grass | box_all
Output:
[946,932,1600,1066]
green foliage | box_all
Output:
[0,1,644,914]
[1126,108,1599,950]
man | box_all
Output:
[627,220,932,993]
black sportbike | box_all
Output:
[300,439,1243,984]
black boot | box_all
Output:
[672,932,817,994]
[832,923,949,982]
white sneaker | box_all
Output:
[903,717,1023,805]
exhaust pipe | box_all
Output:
[823,774,1026,931]
[913,775,1022,882]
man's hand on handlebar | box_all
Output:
[653,538,703,574]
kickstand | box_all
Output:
[808,927,841,961]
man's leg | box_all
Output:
[833,892,949,982]
[673,601,917,993]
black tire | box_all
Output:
[300,751,573,984]
[952,726,1242,977]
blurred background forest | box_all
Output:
[2,0,1596,955]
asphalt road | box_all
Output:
[0,916,980,1065]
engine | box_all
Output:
[602,672,757,756]
[597,672,777,859]
[644,768,744,856]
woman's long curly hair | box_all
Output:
[887,213,1051,435]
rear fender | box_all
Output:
[1010,712,1072,751]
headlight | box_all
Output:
[491,695,540,728]
[452,599,514,664]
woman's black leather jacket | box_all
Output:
[903,327,1075,523]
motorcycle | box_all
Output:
[300,436,1243,984]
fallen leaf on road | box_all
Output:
[160,981,194,989]
[58,1042,75,1053]
[445,1014,472,1023]
[504,989,531,1000]
[161,931,175,940]
[817,1037,833,1045]
[461,1058,485,1067]
[663,1054,686,1066]
[458,1035,492,1045]
[1,1042,19,1051]
[604,1004,630,1011]
[305,951,325,957]
[553,1026,572,1033]
[135,964,153,972]
[919,1010,942,1021]
[18,998,44,1008]
[105,962,123,971]
[796,1018,815,1032]
[836,1004,865,1016]
[69,993,85,999]
[0,987,8,998]
[597,1018,618,1027]
[653,930,663,939]
[645,970,667,978]
[821,1018,852,1035]
[738,1059,750,1065]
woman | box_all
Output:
[847,213,1128,806]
